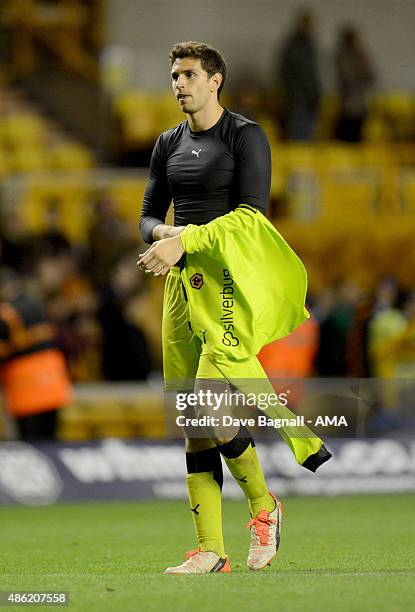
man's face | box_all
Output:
[171,57,216,114]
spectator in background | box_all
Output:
[335,25,374,142]
[0,210,32,274]
[372,276,398,315]
[88,194,136,288]
[346,291,374,377]
[33,199,72,258]
[367,289,415,431]
[278,10,321,141]
[315,281,362,376]
[259,313,319,379]
[98,252,153,381]
[338,278,405,380]
[258,312,319,408]
[0,267,72,441]
[394,292,415,379]
[231,81,262,121]
[34,251,102,381]
[369,289,410,380]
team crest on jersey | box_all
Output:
[190,273,204,289]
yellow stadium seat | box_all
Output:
[157,92,185,133]
[0,150,9,176]
[51,142,94,170]
[108,177,148,222]
[114,91,159,147]
[58,405,93,441]
[322,144,365,168]
[21,179,91,243]
[321,167,381,219]
[4,113,46,146]
[9,146,51,172]
[282,144,322,172]
[399,169,415,214]
[273,145,322,220]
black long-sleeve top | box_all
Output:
[139,108,271,244]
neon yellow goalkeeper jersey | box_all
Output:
[180,204,309,363]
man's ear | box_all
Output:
[210,72,223,93]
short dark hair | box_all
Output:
[169,41,227,98]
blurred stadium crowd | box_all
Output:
[0,1,415,440]
[0,194,157,381]
[1,187,414,385]
[113,10,415,161]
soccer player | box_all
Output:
[138,42,330,574]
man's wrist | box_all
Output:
[152,224,184,241]
[152,224,169,241]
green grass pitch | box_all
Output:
[1,494,414,611]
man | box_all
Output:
[0,267,72,440]
[278,11,321,141]
[139,42,331,575]
[335,25,374,142]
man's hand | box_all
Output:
[137,234,184,276]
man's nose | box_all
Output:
[176,74,186,89]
